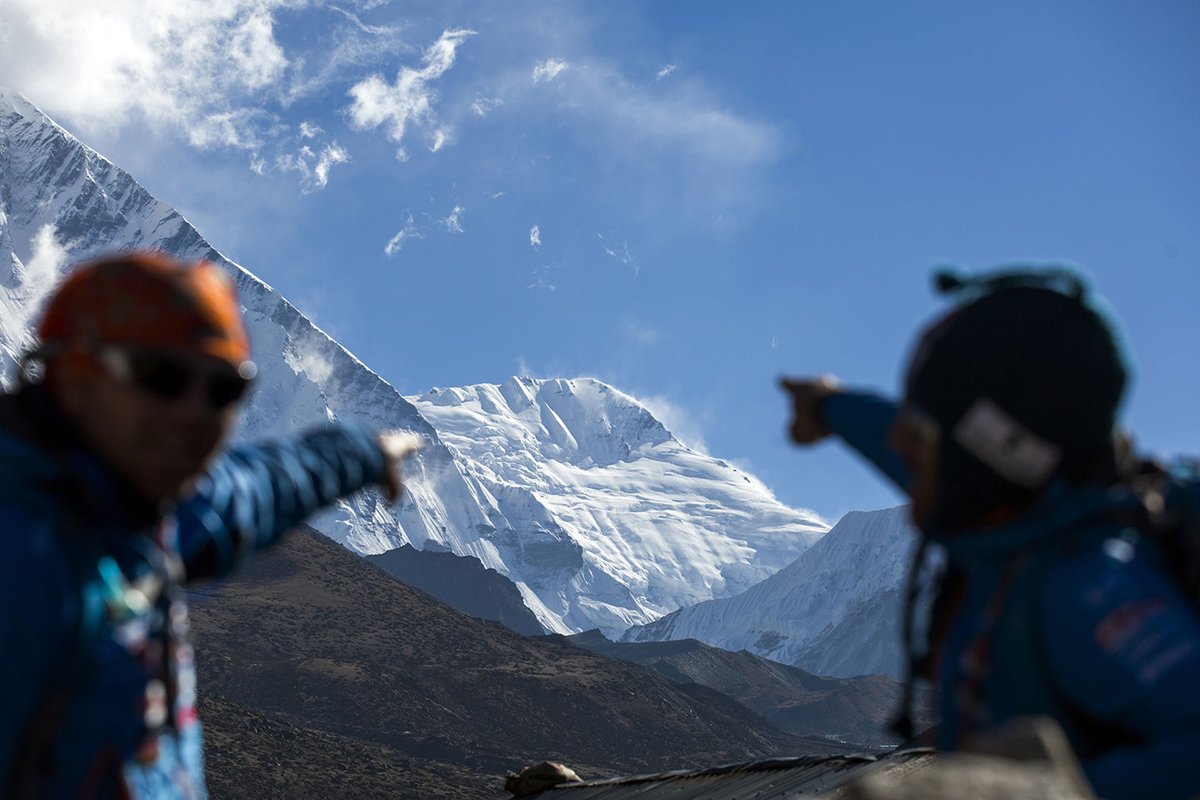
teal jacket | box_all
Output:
[824,390,1200,800]
[0,386,387,799]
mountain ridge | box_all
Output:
[0,86,827,637]
[623,505,917,679]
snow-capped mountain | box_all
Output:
[410,379,826,632]
[623,506,917,678]
[0,88,826,637]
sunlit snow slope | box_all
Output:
[0,88,827,637]
[411,379,826,632]
[623,506,916,678]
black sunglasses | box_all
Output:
[98,347,256,410]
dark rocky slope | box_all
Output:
[190,528,835,799]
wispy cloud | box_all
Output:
[277,142,351,193]
[0,0,289,141]
[598,233,639,276]
[578,68,779,167]
[656,64,678,80]
[347,28,475,159]
[528,262,559,291]
[620,319,659,346]
[384,212,423,256]
[470,94,502,117]
[0,0,413,193]
[442,205,465,233]
[532,58,570,83]
[22,223,68,307]
[529,224,542,249]
[638,392,710,454]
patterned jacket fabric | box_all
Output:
[823,390,1200,800]
[0,385,387,799]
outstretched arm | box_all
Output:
[175,422,407,581]
[780,377,910,490]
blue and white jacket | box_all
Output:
[823,390,1200,800]
[0,386,387,799]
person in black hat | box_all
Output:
[782,267,1200,800]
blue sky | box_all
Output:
[2,0,1198,521]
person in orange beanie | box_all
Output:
[0,250,417,799]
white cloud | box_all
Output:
[639,393,709,454]
[281,10,411,105]
[531,58,569,83]
[470,95,502,116]
[498,56,779,201]
[277,142,350,193]
[0,0,418,196]
[5,224,69,356]
[0,0,291,143]
[656,64,678,80]
[581,69,779,167]
[429,128,449,153]
[22,224,68,308]
[442,205,465,233]
[314,144,350,188]
[284,337,335,384]
[384,212,422,256]
[188,108,271,150]
[347,28,475,152]
[529,224,542,248]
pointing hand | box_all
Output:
[779,375,840,445]
[376,431,423,503]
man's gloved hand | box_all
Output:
[779,375,840,445]
[376,431,424,502]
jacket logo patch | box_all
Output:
[1094,599,1166,653]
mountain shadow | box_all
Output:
[367,544,544,636]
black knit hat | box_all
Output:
[904,267,1129,534]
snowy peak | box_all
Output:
[412,378,827,636]
[1,88,829,640]
[420,377,670,468]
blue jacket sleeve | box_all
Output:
[1039,545,1200,800]
[822,391,911,490]
[175,421,388,581]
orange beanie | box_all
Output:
[37,251,250,367]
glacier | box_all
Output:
[0,87,828,638]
